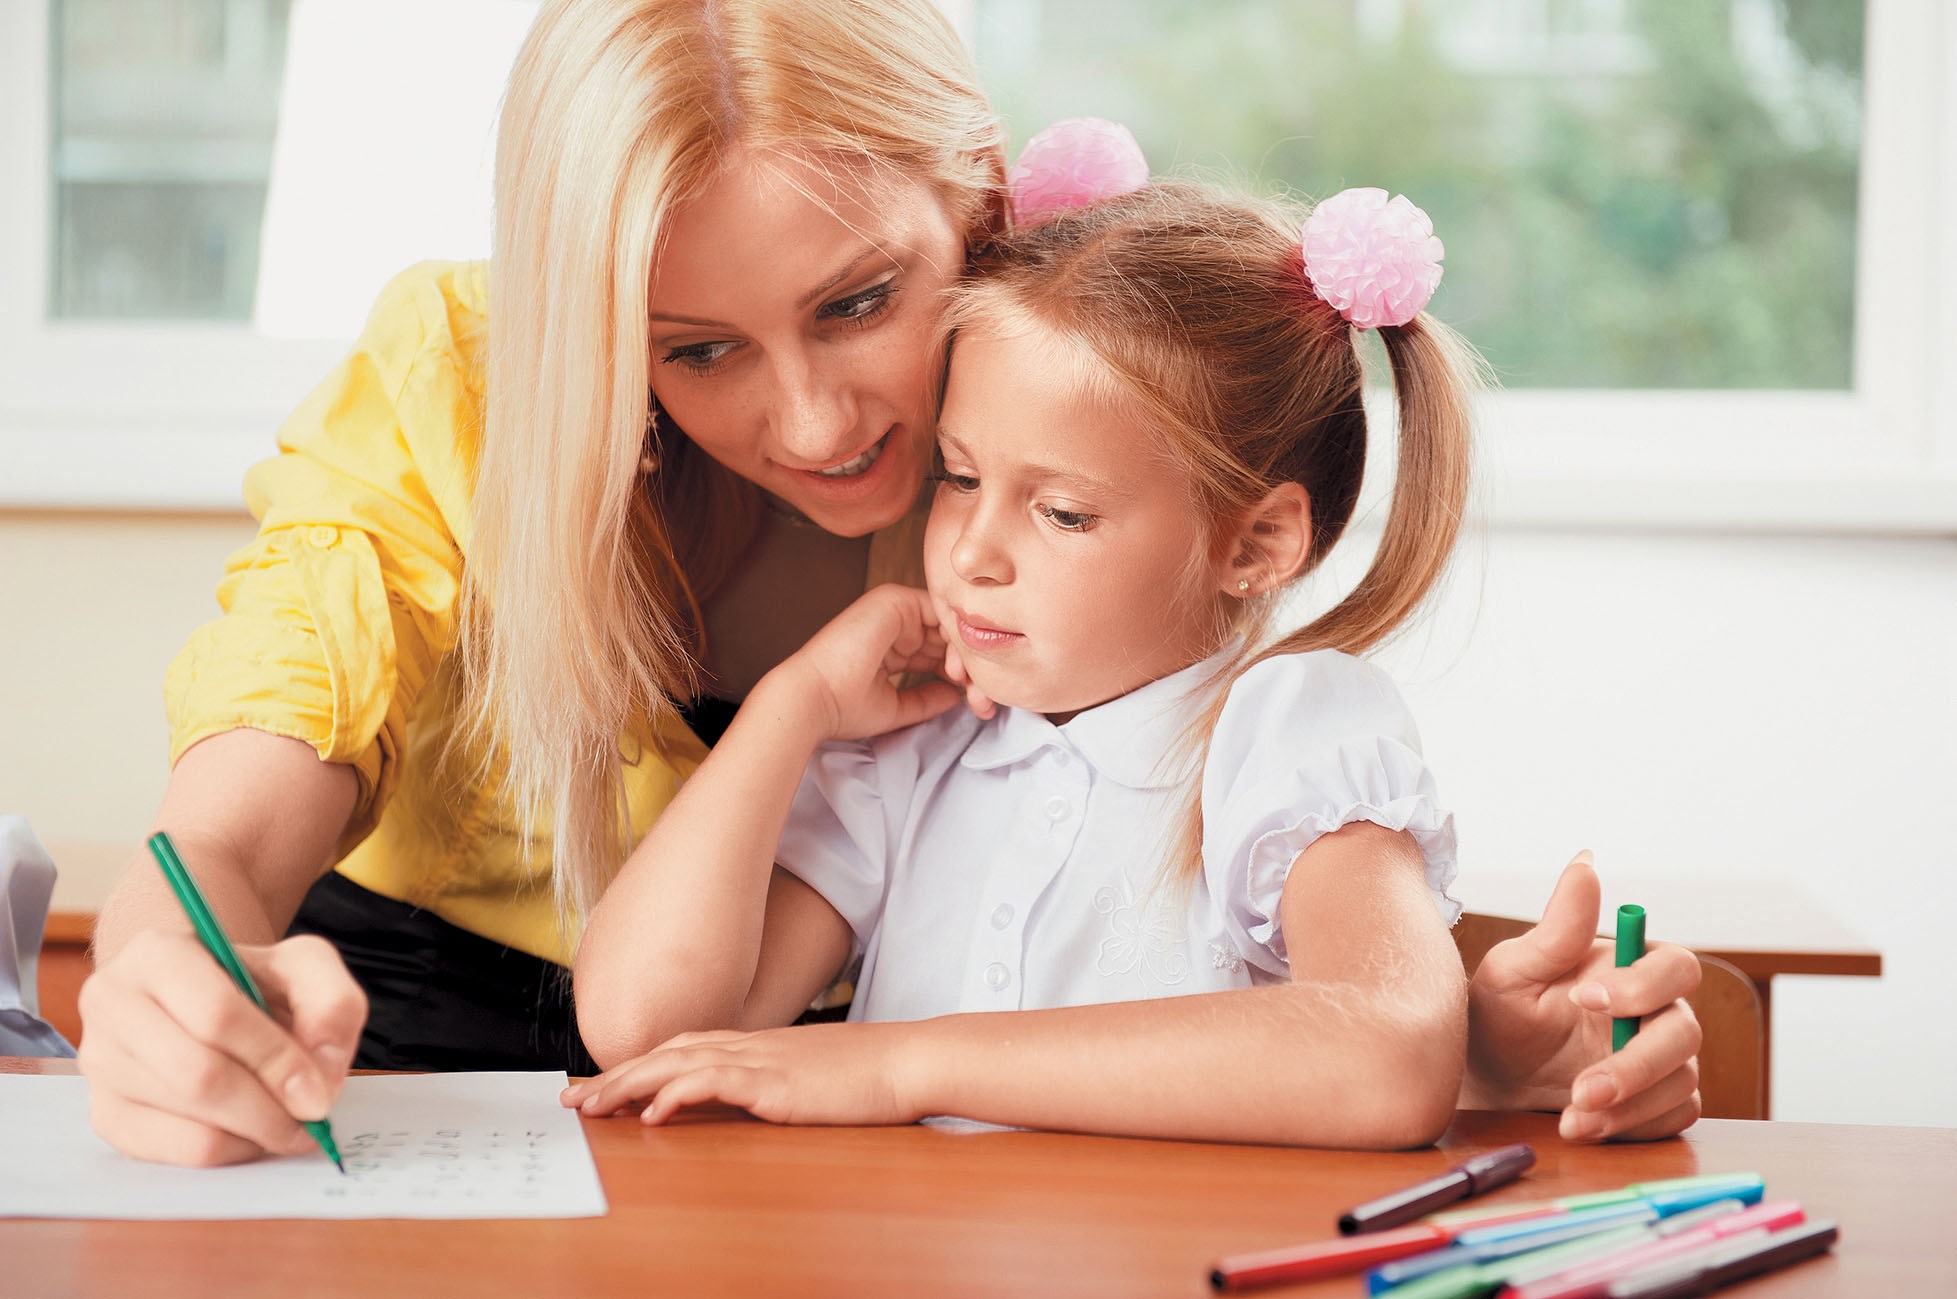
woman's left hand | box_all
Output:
[560,1023,924,1128]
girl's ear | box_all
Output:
[1216,482,1311,598]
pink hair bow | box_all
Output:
[1007,117,1149,226]
[1300,188,1445,329]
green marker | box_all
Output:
[1613,903,1647,1052]
[147,831,345,1173]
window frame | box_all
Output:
[2,0,1952,529]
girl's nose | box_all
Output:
[770,355,861,467]
[949,507,1013,586]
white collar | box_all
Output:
[958,642,1241,790]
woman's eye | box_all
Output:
[661,341,737,373]
[822,281,897,325]
[1037,504,1098,532]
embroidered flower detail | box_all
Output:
[1008,117,1150,227]
[1094,877,1189,985]
[1208,941,1246,974]
[1299,187,1445,329]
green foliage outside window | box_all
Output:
[974,0,1861,390]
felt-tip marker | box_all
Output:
[1339,1142,1536,1234]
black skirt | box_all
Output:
[284,696,745,1074]
[286,870,599,1075]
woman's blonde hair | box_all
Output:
[465,0,1006,932]
[945,181,1478,884]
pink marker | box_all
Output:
[1502,1200,1807,1299]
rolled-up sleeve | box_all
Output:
[164,263,481,850]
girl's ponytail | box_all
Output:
[1260,314,1477,663]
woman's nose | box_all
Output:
[769,355,861,465]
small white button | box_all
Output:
[989,903,1014,930]
[1043,795,1070,821]
[983,962,1010,990]
[1052,750,1071,767]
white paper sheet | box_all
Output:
[0,1071,608,1219]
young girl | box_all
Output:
[564,166,1481,1149]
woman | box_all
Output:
[76,0,1701,1166]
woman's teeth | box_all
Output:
[813,436,886,478]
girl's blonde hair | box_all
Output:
[465,0,1006,931]
[945,181,1478,884]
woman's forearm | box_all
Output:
[574,673,831,1061]
[897,954,1466,1149]
[95,729,358,961]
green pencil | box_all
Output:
[147,831,345,1173]
[1613,903,1647,1052]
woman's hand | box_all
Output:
[1464,853,1704,1142]
[770,584,965,742]
[560,1022,923,1128]
[77,930,368,1166]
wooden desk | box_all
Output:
[5,1059,1950,1298]
[1463,874,1883,1116]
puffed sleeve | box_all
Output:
[1202,651,1459,976]
[163,262,482,852]
[774,740,896,954]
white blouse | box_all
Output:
[775,646,1460,1023]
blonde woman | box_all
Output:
[77,0,1702,1166]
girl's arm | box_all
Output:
[572,585,963,1068]
[567,820,1467,1149]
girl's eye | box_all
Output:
[934,471,979,493]
[821,280,897,326]
[661,340,737,373]
[1037,504,1098,532]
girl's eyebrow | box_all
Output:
[650,247,885,327]
[936,428,1134,501]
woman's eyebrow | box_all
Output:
[650,247,888,328]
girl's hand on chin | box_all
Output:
[773,584,963,741]
[559,1023,925,1128]
[940,636,997,720]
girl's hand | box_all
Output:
[76,929,367,1166]
[560,1022,924,1128]
[771,584,965,742]
[1464,854,1704,1142]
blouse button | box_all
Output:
[308,525,338,549]
[1043,795,1070,821]
[989,903,1014,930]
[983,962,1010,991]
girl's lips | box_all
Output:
[955,611,1024,652]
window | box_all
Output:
[4,0,1952,526]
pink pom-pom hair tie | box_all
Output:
[1007,117,1149,226]
[1299,187,1445,329]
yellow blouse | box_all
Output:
[165,261,921,966]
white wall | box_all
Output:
[1364,529,1957,1128]
[4,512,1952,1127]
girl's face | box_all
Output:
[925,325,1231,720]
[649,148,966,537]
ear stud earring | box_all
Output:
[1236,579,1251,593]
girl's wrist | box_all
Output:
[743,667,839,747]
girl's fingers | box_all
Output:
[1486,856,1601,990]
[1565,999,1702,1121]
[1561,1058,1701,1142]
[641,1065,763,1126]
[1570,942,1702,1018]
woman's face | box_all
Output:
[648,148,966,537]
